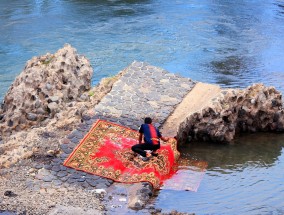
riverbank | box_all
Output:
[1,45,283,214]
[0,45,197,214]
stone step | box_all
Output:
[161,82,221,137]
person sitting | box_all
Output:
[131,117,169,161]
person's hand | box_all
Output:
[162,137,169,142]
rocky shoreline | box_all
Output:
[1,44,283,214]
[177,84,284,143]
[0,45,194,215]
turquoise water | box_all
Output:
[1,0,284,101]
[0,1,284,214]
[155,133,284,215]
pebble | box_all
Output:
[4,190,17,197]
[48,102,59,112]
[33,163,43,169]
[119,198,127,202]
[94,189,107,194]
[27,113,37,121]
[46,83,52,91]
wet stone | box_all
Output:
[80,172,87,176]
[50,171,58,176]
[106,179,114,186]
[59,153,69,159]
[60,176,68,182]
[96,178,109,184]
[67,133,75,139]
[69,173,83,179]
[70,137,80,144]
[26,181,34,189]
[82,114,91,121]
[68,142,78,149]
[53,180,62,186]
[53,158,63,163]
[86,179,98,187]
[67,168,76,174]
[33,163,43,169]
[60,144,69,150]
[61,138,70,144]
[76,126,85,132]
[39,168,51,176]
[60,166,68,171]
[67,178,77,184]
[78,177,86,182]
[85,120,94,125]
[71,130,83,138]
[51,165,61,172]
[62,183,69,188]
[41,182,52,189]
[30,185,40,192]
[35,174,44,180]
[43,165,52,170]
[42,176,53,182]
[57,171,68,178]
[96,182,109,189]
[61,147,73,154]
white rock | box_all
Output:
[94,189,106,194]
[119,197,127,202]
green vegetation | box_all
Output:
[88,91,95,97]
[41,56,54,65]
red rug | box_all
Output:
[63,120,180,188]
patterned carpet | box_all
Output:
[64,120,180,188]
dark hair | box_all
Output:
[144,117,152,124]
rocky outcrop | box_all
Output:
[128,182,153,210]
[0,44,93,137]
[177,84,284,143]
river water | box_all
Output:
[0,0,283,214]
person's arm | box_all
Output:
[138,133,143,144]
[157,129,169,142]
[138,125,144,144]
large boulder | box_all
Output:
[0,44,93,137]
[177,84,284,143]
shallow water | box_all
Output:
[155,133,284,214]
[0,1,284,214]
